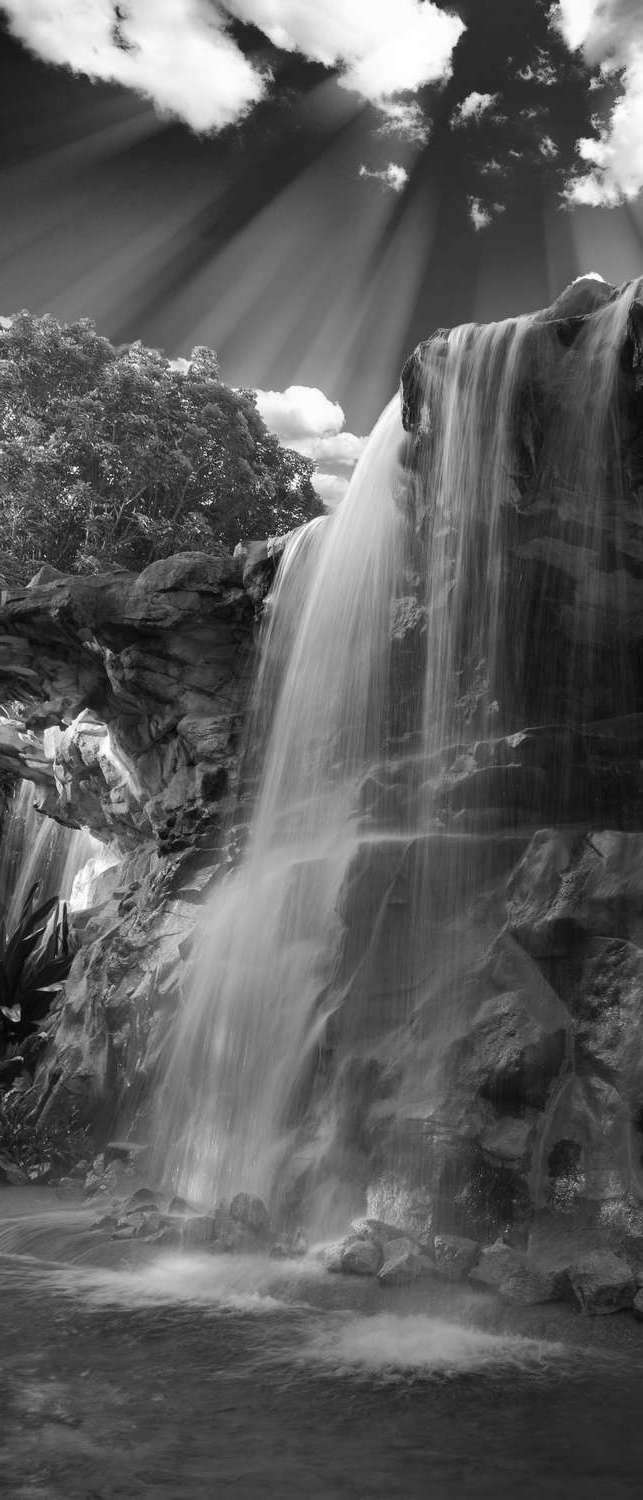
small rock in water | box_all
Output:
[340,1238,382,1276]
[498,1264,561,1306]
[433,1234,480,1282]
[469,1240,522,1289]
[229,1192,270,1236]
[567,1251,635,1315]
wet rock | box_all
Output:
[433,1234,480,1282]
[126,1187,160,1209]
[469,1240,523,1288]
[479,1117,534,1169]
[168,1194,199,1215]
[105,1141,150,1169]
[0,1152,28,1186]
[229,1192,270,1236]
[269,1229,308,1260]
[378,1238,434,1286]
[498,1264,562,1305]
[340,1238,383,1276]
[632,1289,643,1320]
[349,1218,413,1250]
[176,1214,219,1247]
[567,1251,636,1315]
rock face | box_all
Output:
[0,550,272,1137]
[0,551,259,849]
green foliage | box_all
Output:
[0,311,323,581]
[0,883,75,1053]
[0,1093,91,1175]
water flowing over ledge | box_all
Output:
[2,275,643,1266]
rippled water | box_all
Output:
[2,1193,643,1498]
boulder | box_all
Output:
[567,1251,636,1315]
[0,1152,28,1186]
[229,1192,271,1236]
[378,1238,434,1286]
[498,1264,562,1305]
[340,1238,383,1276]
[433,1234,480,1282]
[469,1240,524,1289]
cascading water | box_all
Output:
[158,277,643,1226]
[0,780,108,931]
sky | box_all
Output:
[1,1,643,505]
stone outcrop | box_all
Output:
[0,549,274,1137]
[0,550,261,849]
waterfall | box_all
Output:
[0,781,109,932]
[157,278,642,1221]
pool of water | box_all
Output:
[1,1191,642,1498]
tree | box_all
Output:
[0,312,323,581]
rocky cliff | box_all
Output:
[0,546,281,1144]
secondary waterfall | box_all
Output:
[0,781,109,930]
[157,278,642,1220]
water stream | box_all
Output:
[157,280,643,1222]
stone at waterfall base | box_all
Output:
[566,1252,636,1315]
[433,1234,480,1282]
[378,1239,434,1286]
[0,1152,28,1186]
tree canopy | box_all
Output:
[0,311,323,583]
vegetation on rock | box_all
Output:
[0,884,75,1059]
[0,311,322,582]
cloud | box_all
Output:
[539,133,559,158]
[451,91,501,127]
[313,473,350,509]
[227,1,465,104]
[358,161,409,192]
[517,48,558,85]
[551,0,643,203]
[255,384,367,506]
[255,384,343,441]
[467,196,505,231]
[377,100,431,144]
[2,2,465,132]
[0,0,267,133]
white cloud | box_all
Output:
[467,196,505,231]
[313,473,350,509]
[1,1,267,133]
[517,48,558,85]
[255,383,366,504]
[227,1,465,103]
[539,133,559,158]
[451,91,501,127]
[359,161,409,192]
[255,384,344,442]
[551,0,643,203]
[377,100,431,144]
[1,0,465,135]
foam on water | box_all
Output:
[40,1250,325,1315]
[303,1311,567,1381]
